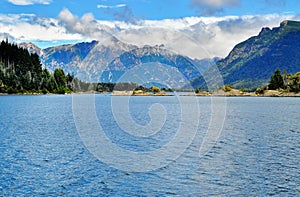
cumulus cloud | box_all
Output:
[114,14,299,58]
[97,4,139,24]
[57,9,300,58]
[0,13,84,45]
[7,0,52,5]
[58,8,115,40]
[190,0,240,15]
[111,6,139,24]
[0,32,16,43]
[1,9,299,59]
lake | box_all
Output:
[0,95,299,196]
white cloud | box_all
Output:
[110,14,299,59]
[0,13,84,45]
[58,9,114,40]
[1,9,300,59]
[48,10,300,58]
[8,0,52,6]
[0,32,16,43]
[97,4,127,9]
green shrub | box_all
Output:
[223,85,233,92]
[255,87,264,94]
[151,86,161,94]
[42,88,49,94]
[7,87,16,94]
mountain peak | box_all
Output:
[280,20,289,26]
[279,20,300,31]
[259,20,300,36]
[192,20,300,90]
[280,20,300,27]
[259,27,271,35]
[19,42,43,56]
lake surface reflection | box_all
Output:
[0,95,299,196]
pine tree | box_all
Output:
[269,69,284,90]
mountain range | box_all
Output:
[191,20,300,90]
[20,37,216,88]
[19,20,300,90]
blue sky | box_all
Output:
[1,0,300,58]
[1,0,300,20]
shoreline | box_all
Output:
[1,90,300,97]
[111,90,173,96]
[183,89,300,97]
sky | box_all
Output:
[1,0,300,59]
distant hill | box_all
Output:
[20,37,215,88]
[191,20,300,90]
[101,45,216,87]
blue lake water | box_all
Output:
[0,95,299,196]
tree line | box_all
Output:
[268,69,300,92]
[193,68,300,94]
[0,40,75,94]
[0,40,158,94]
[8,39,297,95]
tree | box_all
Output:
[66,73,74,90]
[255,87,264,95]
[0,40,77,94]
[269,69,284,90]
[195,88,200,94]
[41,68,57,92]
[289,72,300,92]
[0,40,45,93]
[54,68,66,88]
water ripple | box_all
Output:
[0,96,299,196]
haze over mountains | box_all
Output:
[18,20,300,90]
[192,20,300,90]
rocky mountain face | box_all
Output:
[192,20,300,90]
[21,37,137,81]
[101,45,214,84]
[20,37,214,88]
[19,42,44,57]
